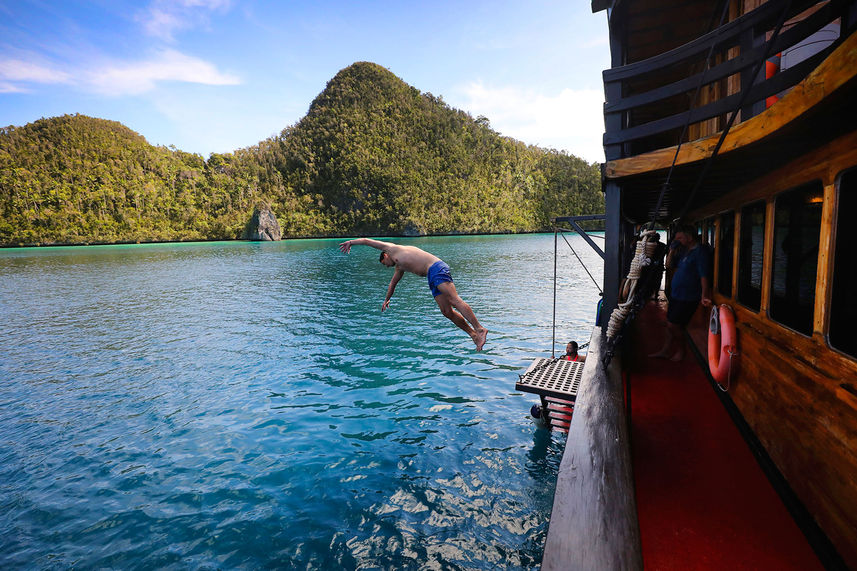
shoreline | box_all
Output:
[0,228,609,250]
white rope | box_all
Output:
[606,230,662,340]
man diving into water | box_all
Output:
[339,238,488,351]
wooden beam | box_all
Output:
[760,198,776,313]
[542,328,642,570]
[591,0,612,13]
[604,29,857,179]
[602,182,622,328]
[815,182,836,335]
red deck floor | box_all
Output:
[627,300,822,570]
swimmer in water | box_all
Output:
[339,238,488,351]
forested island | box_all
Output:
[0,62,602,247]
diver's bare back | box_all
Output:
[385,244,440,276]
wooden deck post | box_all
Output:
[601,181,622,328]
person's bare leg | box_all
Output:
[669,327,686,361]
[436,297,475,334]
[435,284,487,350]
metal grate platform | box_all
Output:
[516,358,584,401]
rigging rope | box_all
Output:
[551,225,603,358]
[647,0,733,231]
[558,228,603,294]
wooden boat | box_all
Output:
[541,1,857,568]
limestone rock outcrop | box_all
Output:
[243,206,282,241]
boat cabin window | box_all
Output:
[769,182,823,336]
[717,212,735,297]
[738,201,766,311]
[830,168,857,358]
[716,212,735,297]
[704,219,715,249]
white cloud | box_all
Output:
[455,82,605,164]
[137,0,232,41]
[0,82,27,94]
[141,8,184,40]
[179,0,232,8]
[87,49,240,96]
[0,49,238,97]
[0,59,72,91]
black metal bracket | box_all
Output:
[553,214,606,259]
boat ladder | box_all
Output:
[517,358,584,432]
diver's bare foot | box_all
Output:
[474,328,487,351]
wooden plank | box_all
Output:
[604,30,857,178]
[542,328,642,570]
[760,199,775,312]
[688,129,857,218]
[712,310,857,568]
[815,182,836,335]
[682,127,857,567]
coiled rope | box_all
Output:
[606,230,662,340]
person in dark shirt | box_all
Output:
[650,225,712,361]
[664,238,685,300]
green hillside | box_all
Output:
[0,62,602,246]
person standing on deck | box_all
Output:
[650,225,712,361]
[339,238,488,351]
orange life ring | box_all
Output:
[765,52,782,108]
[708,305,738,388]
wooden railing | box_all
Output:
[604,0,853,160]
[541,327,642,570]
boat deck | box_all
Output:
[627,299,822,569]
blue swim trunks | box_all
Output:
[427,260,453,297]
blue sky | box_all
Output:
[0,1,609,163]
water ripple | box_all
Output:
[0,235,599,569]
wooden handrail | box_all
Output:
[604,29,857,179]
[602,0,812,82]
[542,327,642,570]
[604,0,840,114]
[603,0,850,155]
[604,47,832,146]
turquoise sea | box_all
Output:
[0,233,603,569]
